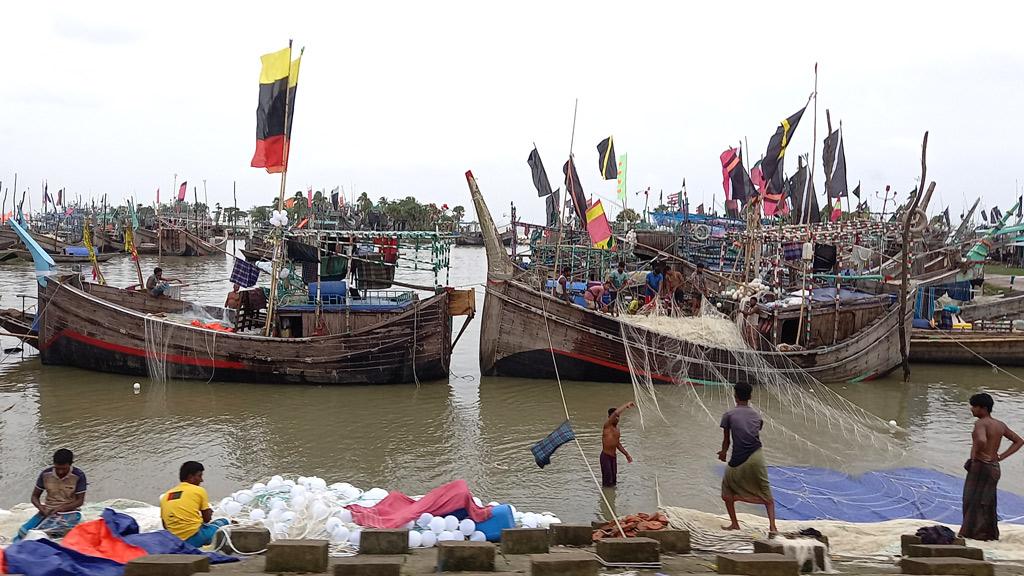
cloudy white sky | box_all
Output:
[3,1,1023,225]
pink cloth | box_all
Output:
[346,480,493,529]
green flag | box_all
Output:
[616,154,627,201]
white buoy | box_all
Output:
[249,509,266,521]
[348,530,361,545]
[420,531,437,548]
[337,508,353,523]
[470,531,486,542]
[443,515,459,532]
[133,382,141,394]
[888,419,898,429]
[458,519,476,536]
[408,530,423,548]
[325,517,342,534]
[438,530,455,542]
[416,513,433,529]
[429,516,446,534]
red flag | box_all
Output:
[307,187,313,208]
[177,182,187,202]
[156,188,160,205]
[720,148,739,199]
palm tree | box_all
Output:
[452,205,466,224]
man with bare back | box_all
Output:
[960,393,1023,540]
[601,402,635,487]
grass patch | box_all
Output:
[983,283,1013,297]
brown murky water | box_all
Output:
[1,245,1022,520]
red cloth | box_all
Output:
[60,518,148,563]
[346,480,493,529]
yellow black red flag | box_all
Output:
[596,136,617,180]
[251,46,302,173]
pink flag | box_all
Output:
[65,207,73,216]
[307,187,313,209]
[177,182,187,202]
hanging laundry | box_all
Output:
[229,258,261,288]
[531,420,576,468]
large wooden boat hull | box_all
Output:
[465,169,948,385]
[13,250,118,263]
[480,278,911,384]
[36,278,453,385]
[909,329,1024,366]
[960,294,1024,323]
[131,227,226,256]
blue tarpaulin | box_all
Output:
[762,466,1024,524]
[3,509,237,576]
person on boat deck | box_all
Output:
[554,266,572,304]
[584,280,612,312]
[225,283,242,309]
[607,261,630,315]
[740,296,760,348]
[15,448,87,542]
[688,262,708,314]
[601,402,635,487]
[662,263,686,311]
[644,263,664,303]
[719,382,777,534]
[160,461,229,547]
[146,267,181,298]
[960,393,1023,541]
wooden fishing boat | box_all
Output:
[910,328,1024,366]
[0,249,20,263]
[0,308,35,340]
[0,227,71,252]
[241,247,273,262]
[959,293,1024,323]
[466,170,952,385]
[132,226,227,256]
[13,250,118,264]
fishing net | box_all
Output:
[143,316,173,385]
[618,296,903,469]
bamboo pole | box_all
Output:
[899,131,928,382]
[264,40,297,337]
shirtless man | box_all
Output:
[960,393,1023,540]
[662,264,686,310]
[601,401,635,487]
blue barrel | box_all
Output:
[65,246,90,256]
[308,280,347,301]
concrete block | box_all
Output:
[265,539,329,573]
[550,524,594,546]
[334,557,403,576]
[124,555,209,576]
[595,537,660,564]
[716,553,800,576]
[901,557,994,576]
[907,544,984,560]
[359,529,409,555]
[901,534,966,557]
[638,529,690,554]
[436,541,496,572]
[500,528,549,554]
[753,538,826,572]
[530,551,598,576]
[219,526,271,553]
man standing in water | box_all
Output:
[960,393,1023,540]
[718,382,777,534]
[601,401,635,487]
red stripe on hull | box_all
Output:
[44,328,247,370]
[550,348,678,384]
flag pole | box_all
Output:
[803,66,818,225]
[551,98,578,286]
[265,39,296,336]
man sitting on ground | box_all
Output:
[15,448,87,542]
[160,461,228,547]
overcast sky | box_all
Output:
[3,1,1023,225]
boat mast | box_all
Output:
[264,40,296,336]
[899,132,928,382]
[552,99,578,281]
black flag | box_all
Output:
[762,106,807,195]
[1017,196,1023,219]
[822,129,840,192]
[330,189,340,210]
[943,207,951,228]
[785,164,808,224]
[807,177,821,224]
[562,157,587,224]
[545,189,561,227]
[852,181,861,199]
[829,136,849,198]
[596,137,617,180]
[992,207,1002,222]
[982,209,988,223]
[527,147,554,197]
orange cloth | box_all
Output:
[61,518,148,563]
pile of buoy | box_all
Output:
[213,475,561,549]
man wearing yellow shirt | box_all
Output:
[160,461,228,547]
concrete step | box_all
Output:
[123,554,209,576]
[753,538,827,572]
[530,551,598,576]
[550,523,593,547]
[901,534,966,557]
[907,544,984,560]
[716,552,800,576]
[216,526,270,554]
[436,540,496,572]
[334,556,403,576]
[360,529,410,555]
[500,527,550,554]
[265,539,329,573]
[595,537,660,564]
[901,557,994,576]
[637,529,690,554]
